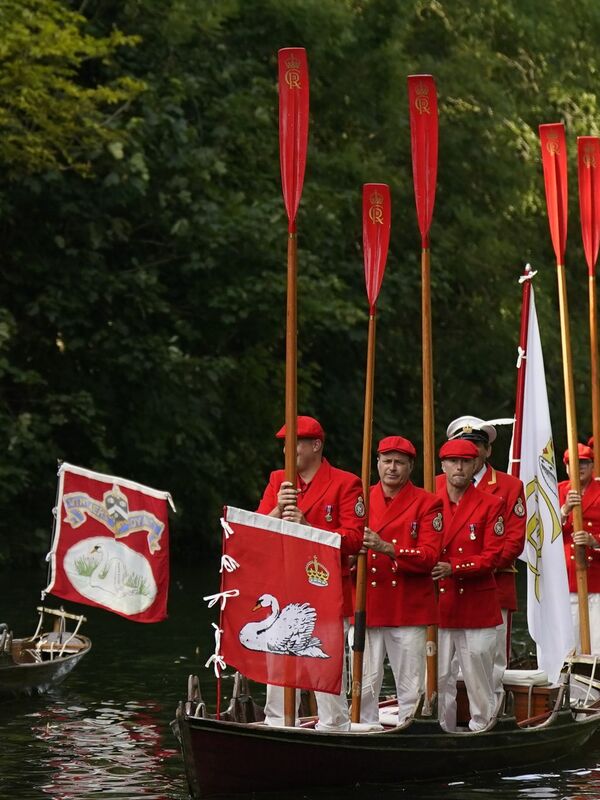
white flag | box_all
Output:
[509,288,574,682]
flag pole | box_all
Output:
[539,123,591,654]
[507,265,535,666]
[510,266,535,481]
[278,47,310,724]
[577,137,600,476]
[408,74,439,705]
[351,184,391,723]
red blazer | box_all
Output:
[436,467,526,611]
[435,482,504,629]
[257,458,364,616]
[559,477,600,593]
[365,481,443,627]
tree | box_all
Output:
[1,0,599,564]
[0,0,143,176]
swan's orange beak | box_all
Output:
[252,603,262,612]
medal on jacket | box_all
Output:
[469,524,477,540]
[355,496,366,518]
[410,521,418,539]
[514,497,526,517]
[325,504,333,523]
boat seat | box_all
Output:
[36,633,87,654]
[502,669,550,686]
[456,668,550,687]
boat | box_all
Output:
[172,669,600,799]
[0,605,91,697]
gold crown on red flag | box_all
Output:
[370,190,384,206]
[285,53,301,70]
[306,555,329,587]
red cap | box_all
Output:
[377,436,417,458]
[563,443,594,464]
[439,440,479,460]
[275,415,325,440]
[589,436,595,449]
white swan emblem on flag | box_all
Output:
[239,593,329,658]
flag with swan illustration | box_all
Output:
[44,462,175,623]
[205,506,344,694]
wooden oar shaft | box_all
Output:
[421,245,438,704]
[361,312,376,522]
[421,247,435,493]
[557,262,591,653]
[284,231,298,484]
[284,229,298,727]
[351,311,376,723]
[590,274,600,476]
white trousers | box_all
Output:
[263,620,350,731]
[493,608,509,698]
[349,625,426,724]
[438,627,497,732]
[570,593,600,654]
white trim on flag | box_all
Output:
[225,506,342,550]
[59,462,175,509]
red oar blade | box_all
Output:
[363,183,391,309]
[408,75,438,246]
[278,48,309,229]
[539,123,568,265]
[578,136,600,276]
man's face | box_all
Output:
[469,440,491,473]
[441,457,477,489]
[377,451,413,493]
[567,459,594,487]
[294,438,322,473]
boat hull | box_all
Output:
[174,707,600,799]
[0,637,91,697]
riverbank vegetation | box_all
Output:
[1,0,598,563]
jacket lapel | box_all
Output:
[371,481,420,531]
[484,464,497,488]
[298,459,333,517]
[582,478,600,515]
[442,484,483,547]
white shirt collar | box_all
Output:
[473,463,487,487]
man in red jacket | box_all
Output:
[355,436,443,725]
[434,439,505,732]
[559,442,600,653]
[443,415,526,699]
[257,415,364,730]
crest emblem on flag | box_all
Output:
[45,463,175,623]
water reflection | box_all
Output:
[2,565,600,800]
[24,699,180,799]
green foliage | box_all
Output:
[0,0,144,176]
[0,0,598,565]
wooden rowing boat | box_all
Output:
[172,671,600,798]
[0,606,91,698]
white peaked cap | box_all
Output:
[446,415,497,444]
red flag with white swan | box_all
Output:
[211,506,344,694]
[44,462,175,622]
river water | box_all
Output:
[2,563,600,800]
